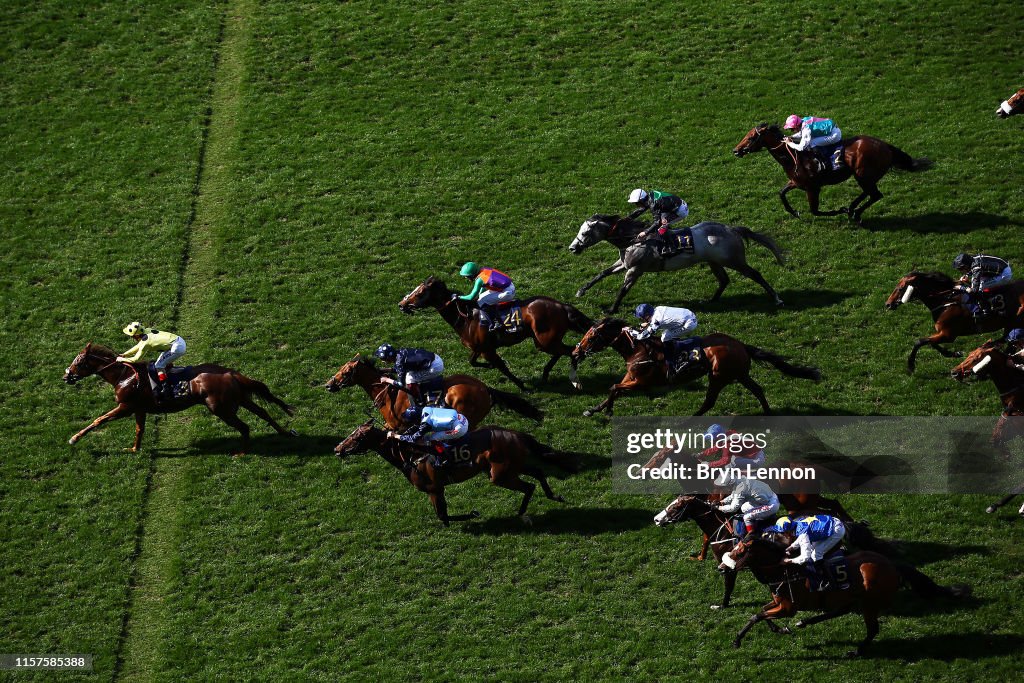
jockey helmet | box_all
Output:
[705,423,726,439]
[402,406,422,423]
[628,188,648,204]
[460,262,480,278]
[1008,329,1024,343]
[374,343,397,362]
[123,321,145,337]
[784,114,802,130]
[773,516,794,532]
[634,303,655,320]
[952,253,973,271]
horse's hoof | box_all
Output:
[795,620,807,629]
[470,510,481,519]
[288,429,298,437]
[953,351,964,358]
[123,447,138,453]
[732,640,742,649]
[231,451,246,458]
[986,506,997,514]
[583,409,594,417]
[521,514,533,526]
[554,495,566,503]
[570,381,583,391]
[845,650,861,659]
[779,627,793,635]
[775,299,785,307]
[575,289,585,299]
[710,604,723,611]
[68,438,76,445]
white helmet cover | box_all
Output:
[628,188,648,204]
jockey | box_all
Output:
[391,405,470,467]
[783,114,842,170]
[374,343,445,407]
[715,469,780,539]
[767,514,847,590]
[458,262,516,332]
[953,253,1012,318]
[631,303,699,381]
[1005,328,1024,370]
[628,188,689,234]
[698,423,767,469]
[116,322,186,400]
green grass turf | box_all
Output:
[3,0,1024,679]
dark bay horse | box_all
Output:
[733,123,932,224]
[997,88,1024,118]
[885,271,1024,372]
[335,421,575,525]
[324,355,542,429]
[644,447,854,562]
[726,534,969,657]
[63,343,295,455]
[398,276,592,390]
[571,318,820,416]
[568,214,785,313]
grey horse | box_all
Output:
[568,214,786,313]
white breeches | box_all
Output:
[154,337,186,369]
[809,128,842,148]
[477,284,516,307]
[740,499,780,525]
[405,356,444,385]
[979,267,1012,290]
[426,414,469,443]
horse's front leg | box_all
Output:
[577,261,625,298]
[69,404,133,445]
[429,490,480,526]
[606,267,644,314]
[484,351,527,391]
[128,412,147,452]
[807,187,847,217]
[779,182,801,218]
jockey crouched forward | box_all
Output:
[953,253,1012,319]
[389,405,470,468]
[374,343,445,408]
[714,468,780,540]
[766,514,847,591]
[458,262,515,333]
[117,321,186,400]
[631,303,701,381]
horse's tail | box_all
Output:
[564,303,594,333]
[743,345,821,381]
[888,144,933,172]
[734,226,786,266]
[894,561,971,599]
[522,433,579,473]
[843,521,902,558]
[487,387,544,422]
[233,372,295,415]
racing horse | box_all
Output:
[997,87,1024,118]
[885,271,1024,372]
[63,343,295,455]
[725,534,969,657]
[568,214,785,313]
[951,343,1024,518]
[335,420,576,525]
[571,318,820,417]
[324,354,542,429]
[398,276,592,390]
[733,123,932,225]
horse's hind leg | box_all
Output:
[483,351,527,391]
[522,463,565,502]
[807,189,847,217]
[795,604,854,629]
[494,474,536,523]
[209,402,251,456]
[707,263,731,302]
[738,375,772,414]
[850,608,881,657]
[240,397,293,436]
[850,178,883,224]
[607,268,644,314]
[733,263,783,306]
[693,377,726,416]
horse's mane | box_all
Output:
[757,122,782,134]
[590,213,621,223]
[88,344,118,359]
[907,271,955,286]
[596,316,629,328]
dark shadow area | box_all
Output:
[462,506,655,536]
[155,433,339,458]
[555,451,609,475]
[686,288,854,313]
[763,404,864,417]
[891,539,990,566]
[865,211,1021,234]
[775,632,1022,663]
[536,371,630,395]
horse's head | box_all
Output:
[398,276,448,314]
[653,494,699,527]
[885,271,954,310]
[721,533,787,571]
[951,340,1004,382]
[733,123,781,157]
[568,215,614,254]
[997,88,1024,119]
[572,317,628,363]
[335,419,379,456]
[325,354,375,392]
[64,343,114,384]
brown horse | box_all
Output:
[397,276,592,390]
[951,342,1024,452]
[733,123,932,224]
[726,534,969,657]
[643,447,854,562]
[997,88,1024,118]
[63,343,295,455]
[324,354,542,429]
[885,271,1024,372]
[571,318,821,417]
[334,420,575,525]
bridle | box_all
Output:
[65,348,129,382]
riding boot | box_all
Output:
[156,371,171,401]
[406,382,421,407]
[482,306,502,332]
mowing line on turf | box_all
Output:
[114,1,253,680]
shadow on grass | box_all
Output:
[462,506,655,536]
[775,631,1022,663]
[865,211,1021,234]
[691,288,854,313]
[893,539,990,566]
[155,433,339,458]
